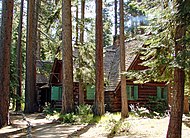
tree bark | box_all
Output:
[36,0,41,60]
[61,0,74,114]
[166,24,186,138]
[94,0,105,116]
[0,0,14,128]
[25,0,38,113]
[16,0,24,112]
[75,0,79,45]
[120,0,129,118]
[114,0,118,36]
[80,0,85,44]
[78,0,86,105]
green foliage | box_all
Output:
[129,101,168,118]
[57,105,94,124]
[43,105,55,115]
[76,104,92,115]
[100,112,131,136]
[59,113,76,123]
[123,0,147,37]
[74,42,96,84]
[125,1,180,83]
[145,96,168,116]
[75,104,93,123]
[130,104,154,118]
[10,0,27,109]
[103,1,113,47]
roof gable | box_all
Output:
[104,39,143,91]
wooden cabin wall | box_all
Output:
[105,90,121,112]
[104,81,167,112]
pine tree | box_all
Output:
[16,0,24,112]
[25,0,38,113]
[120,0,129,119]
[61,0,74,113]
[0,0,14,128]
[94,0,105,116]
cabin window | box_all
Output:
[51,86,62,101]
[86,85,95,100]
[157,87,167,100]
[126,85,138,100]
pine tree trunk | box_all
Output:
[80,0,85,44]
[75,0,79,45]
[94,0,105,116]
[166,24,186,138]
[25,0,38,113]
[16,0,24,112]
[114,0,118,36]
[78,0,86,105]
[120,0,129,118]
[0,0,14,128]
[61,0,74,114]
[36,0,41,60]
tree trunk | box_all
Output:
[120,0,129,118]
[94,0,105,116]
[78,0,86,105]
[25,0,38,113]
[16,0,24,112]
[75,0,79,45]
[166,24,186,138]
[36,0,41,60]
[80,0,85,44]
[0,0,14,128]
[114,0,118,36]
[61,0,74,114]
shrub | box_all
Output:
[75,104,93,124]
[76,104,92,115]
[59,113,76,123]
[145,96,168,116]
[43,105,54,115]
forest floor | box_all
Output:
[0,112,190,138]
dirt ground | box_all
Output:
[0,113,190,138]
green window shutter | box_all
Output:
[86,85,95,100]
[126,85,131,100]
[163,87,168,100]
[51,86,59,100]
[59,87,63,100]
[157,87,161,100]
[134,86,138,100]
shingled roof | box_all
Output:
[36,60,53,84]
[104,39,143,91]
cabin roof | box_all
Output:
[36,60,53,84]
[104,39,143,91]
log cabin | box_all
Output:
[49,39,169,112]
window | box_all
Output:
[86,85,95,100]
[126,85,138,100]
[157,87,167,100]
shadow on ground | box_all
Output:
[183,114,190,128]
[183,120,190,128]
[68,124,95,138]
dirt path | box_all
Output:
[1,113,190,138]
[70,116,190,138]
